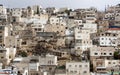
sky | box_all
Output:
[0,0,120,10]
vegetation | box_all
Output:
[57,65,65,69]
[18,51,28,57]
[114,51,120,59]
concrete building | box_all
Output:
[99,32,118,47]
[83,23,97,33]
[74,20,82,26]
[29,58,41,75]
[92,59,120,74]
[74,27,92,53]
[31,5,43,14]
[45,23,66,36]
[98,20,109,33]
[0,4,6,15]
[90,46,115,61]
[27,6,34,18]
[31,20,44,32]
[12,8,22,17]
[39,54,57,66]
[49,16,66,26]
[66,61,90,75]
[46,7,55,15]
[0,47,15,65]
[40,13,49,24]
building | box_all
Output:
[49,16,66,26]
[90,46,115,61]
[74,26,92,53]
[29,58,41,75]
[39,54,57,66]
[0,4,6,15]
[92,59,120,74]
[31,5,43,14]
[46,7,55,15]
[66,61,90,75]
[83,23,97,33]
[99,32,118,47]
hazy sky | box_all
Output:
[0,0,120,10]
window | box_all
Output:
[79,65,82,67]
[1,57,4,59]
[74,71,77,73]
[94,53,98,55]
[69,65,71,67]
[65,27,68,29]
[21,41,26,45]
[113,34,116,36]
[104,53,106,55]
[83,71,87,73]
[102,38,104,40]
[77,47,80,49]
[75,65,77,67]
[70,70,73,73]
[108,62,111,64]
[85,65,88,67]
[109,53,112,55]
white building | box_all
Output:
[66,61,90,75]
[84,10,97,23]
[83,23,97,33]
[12,8,22,17]
[31,20,45,32]
[0,4,6,15]
[49,16,66,26]
[0,47,10,65]
[99,32,118,47]
[31,5,43,14]
[0,62,3,69]
[74,20,82,26]
[39,13,49,24]
[104,12,115,20]
[39,54,58,66]
[92,59,120,74]
[74,27,92,53]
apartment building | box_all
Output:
[45,23,66,36]
[31,20,44,33]
[74,27,92,53]
[98,20,109,32]
[27,6,34,18]
[0,47,16,65]
[46,7,55,15]
[74,19,82,26]
[83,23,97,33]
[31,5,43,14]
[29,58,41,75]
[84,10,97,23]
[99,32,118,46]
[92,59,120,74]
[66,61,90,75]
[90,46,115,61]
[0,4,6,15]
[39,54,57,66]
[49,16,66,26]
[39,13,49,24]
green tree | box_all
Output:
[18,51,28,57]
[114,51,120,59]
